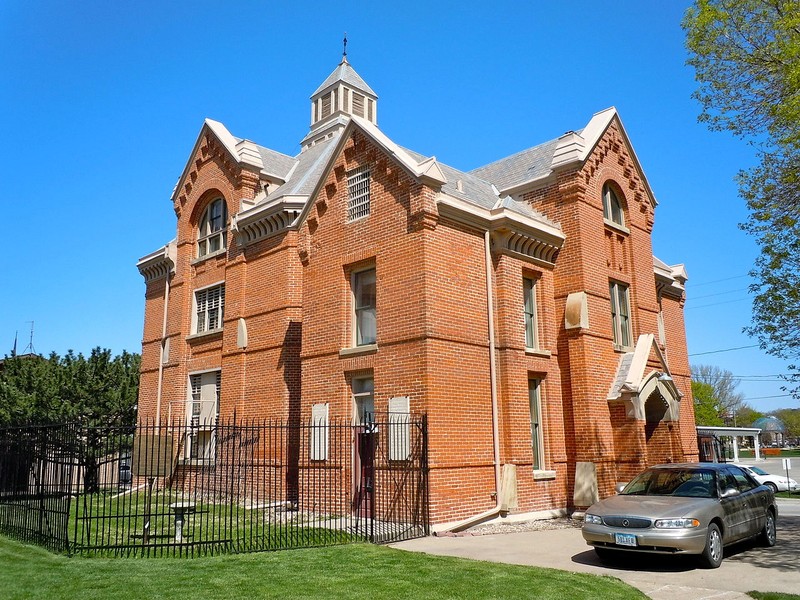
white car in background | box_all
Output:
[738,464,798,493]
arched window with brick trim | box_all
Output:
[602,183,625,228]
[197,197,228,258]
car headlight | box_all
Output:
[654,518,700,529]
[584,514,603,525]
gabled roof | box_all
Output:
[311,58,377,98]
[470,136,562,192]
[470,108,658,207]
[171,118,297,204]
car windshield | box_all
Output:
[749,466,769,476]
[622,468,716,498]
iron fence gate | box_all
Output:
[0,415,429,556]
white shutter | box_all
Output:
[310,403,329,461]
[389,396,411,461]
[198,371,218,425]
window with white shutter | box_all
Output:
[187,370,220,461]
[389,396,411,461]
[194,284,225,334]
[310,403,329,461]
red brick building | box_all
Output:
[137,59,697,527]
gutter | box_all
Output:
[440,230,503,533]
[155,268,171,424]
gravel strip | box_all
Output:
[463,517,583,536]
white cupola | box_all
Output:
[301,57,378,150]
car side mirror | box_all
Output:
[720,487,740,498]
[615,483,627,494]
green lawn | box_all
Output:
[0,534,646,600]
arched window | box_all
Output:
[602,183,625,227]
[197,198,228,257]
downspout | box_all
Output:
[155,260,172,424]
[441,229,502,533]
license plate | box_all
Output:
[615,533,637,547]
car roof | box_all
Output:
[649,462,737,472]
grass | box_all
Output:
[0,534,647,600]
[739,449,800,458]
[1,489,356,556]
[774,490,800,499]
[749,593,800,600]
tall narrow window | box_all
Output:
[523,277,538,349]
[529,379,543,470]
[347,166,371,221]
[187,370,220,460]
[197,198,228,258]
[602,184,624,227]
[352,376,375,426]
[610,281,632,349]
[353,268,376,346]
[194,284,225,334]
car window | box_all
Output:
[718,469,739,494]
[728,466,758,492]
[750,466,769,476]
[622,468,715,497]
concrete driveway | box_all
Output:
[392,500,800,600]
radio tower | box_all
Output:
[22,321,36,355]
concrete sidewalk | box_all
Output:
[391,517,800,600]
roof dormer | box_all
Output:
[302,57,378,150]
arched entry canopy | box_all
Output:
[608,334,682,421]
[696,426,763,462]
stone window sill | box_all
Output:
[525,348,552,358]
[191,248,227,266]
[187,329,223,342]
[604,219,630,235]
[339,344,378,358]
[533,470,557,481]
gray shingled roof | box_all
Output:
[469,129,585,192]
[312,59,377,98]
[244,140,297,180]
[402,147,558,227]
[265,134,341,201]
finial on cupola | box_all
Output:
[342,32,348,62]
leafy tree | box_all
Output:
[0,349,140,492]
[772,407,800,438]
[0,348,139,427]
[692,380,725,425]
[691,364,746,421]
[684,1,800,396]
[735,404,764,428]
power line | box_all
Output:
[689,344,759,356]
[690,274,750,288]
[743,393,793,400]
[685,297,751,310]
[691,287,749,300]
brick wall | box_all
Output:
[137,116,697,523]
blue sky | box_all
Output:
[0,1,793,413]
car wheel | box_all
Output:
[760,511,777,547]
[766,482,778,494]
[700,523,723,569]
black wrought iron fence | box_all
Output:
[0,415,428,557]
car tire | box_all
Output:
[766,482,778,494]
[760,511,777,547]
[700,523,723,569]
